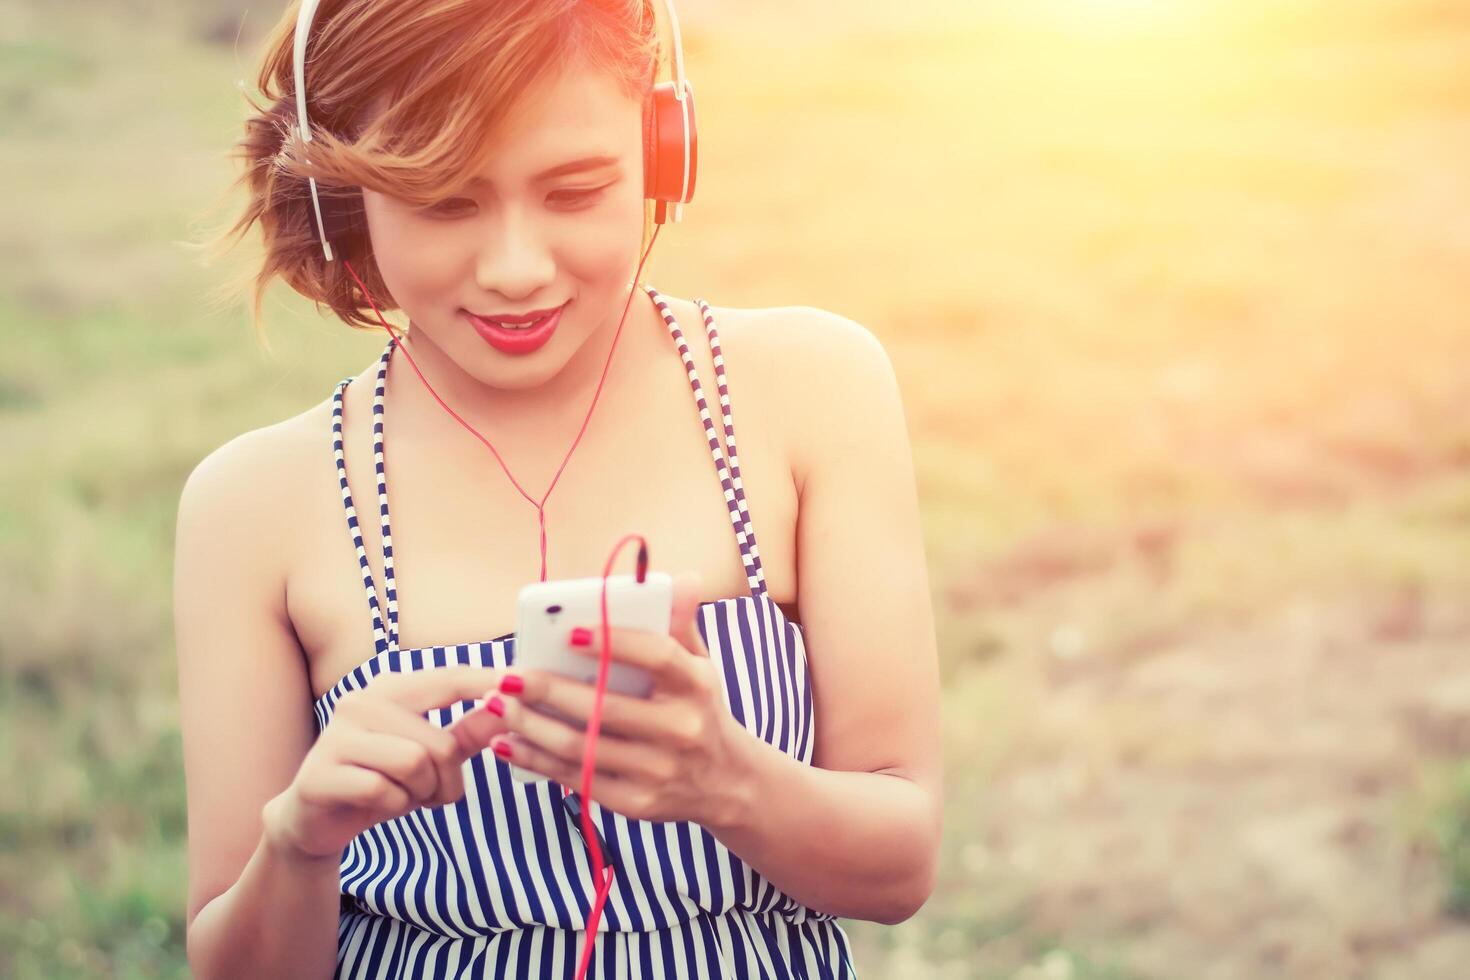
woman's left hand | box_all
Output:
[484,571,752,828]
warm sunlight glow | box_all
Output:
[1063,0,1170,16]
[1016,0,1204,35]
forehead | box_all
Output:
[470,59,642,184]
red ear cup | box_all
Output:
[643,79,697,223]
[642,88,659,199]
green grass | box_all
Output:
[1402,759,1470,920]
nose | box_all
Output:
[472,203,556,300]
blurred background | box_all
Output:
[4,0,1470,976]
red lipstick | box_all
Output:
[465,301,568,355]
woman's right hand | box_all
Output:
[262,665,511,863]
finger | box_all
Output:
[563,626,702,692]
[313,764,413,816]
[333,728,440,805]
[493,695,673,780]
[493,671,674,741]
[349,697,489,805]
[490,732,643,804]
[448,698,512,760]
[378,664,509,713]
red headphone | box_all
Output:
[295,0,699,259]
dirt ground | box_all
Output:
[984,609,1470,978]
[875,489,1470,980]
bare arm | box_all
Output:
[706,308,943,924]
[175,429,341,979]
[176,424,515,979]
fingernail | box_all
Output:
[500,673,524,694]
[569,627,593,647]
[492,739,514,760]
[486,695,505,717]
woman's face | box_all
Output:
[361,58,646,393]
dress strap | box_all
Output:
[329,340,403,654]
[642,285,768,597]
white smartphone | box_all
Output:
[506,571,673,784]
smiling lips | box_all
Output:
[469,303,568,328]
[465,301,568,354]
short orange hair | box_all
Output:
[201,0,661,339]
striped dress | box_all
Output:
[313,285,859,978]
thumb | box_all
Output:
[670,570,707,656]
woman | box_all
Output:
[176,1,942,977]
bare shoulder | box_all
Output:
[705,303,901,493]
[712,303,895,406]
[175,398,336,578]
[704,302,885,362]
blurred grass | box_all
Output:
[1409,760,1470,918]
[4,0,1470,976]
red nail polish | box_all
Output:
[486,695,505,717]
[492,739,514,760]
[569,627,593,647]
[500,674,524,694]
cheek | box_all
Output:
[372,218,466,299]
[555,191,647,282]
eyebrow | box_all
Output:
[468,155,622,187]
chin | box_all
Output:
[484,361,564,391]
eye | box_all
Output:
[424,198,476,217]
[548,184,611,208]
